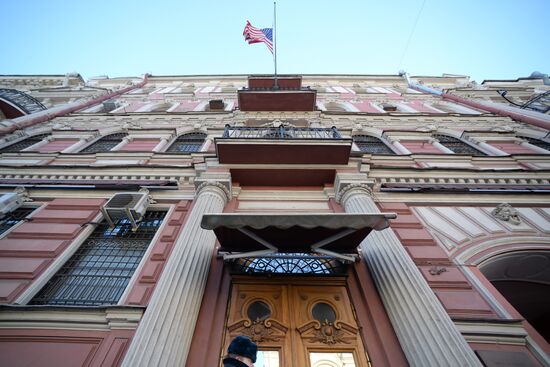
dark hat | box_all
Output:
[227,336,258,363]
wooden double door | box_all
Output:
[222,277,370,367]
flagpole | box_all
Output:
[273,1,278,89]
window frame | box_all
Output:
[0,133,50,153]
[165,132,207,153]
[0,203,42,240]
[79,132,128,153]
[352,134,396,155]
[18,204,173,306]
[432,134,488,156]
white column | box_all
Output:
[121,176,231,367]
[469,138,507,156]
[21,135,50,151]
[520,141,549,154]
[61,137,90,153]
[111,136,131,151]
[431,138,454,154]
[152,137,170,152]
[387,137,412,154]
[335,175,482,367]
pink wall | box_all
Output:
[125,200,191,305]
[119,139,160,152]
[0,198,105,303]
[407,101,442,113]
[351,101,382,113]
[170,100,201,112]
[34,140,78,153]
[378,202,497,318]
[400,140,444,154]
[0,328,134,367]
[487,141,538,154]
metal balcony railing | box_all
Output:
[240,86,313,92]
[221,125,343,140]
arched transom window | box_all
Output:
[81,133,127,153]
[166,132,206,153]
[353,135,395,154]
[433,134,487,155]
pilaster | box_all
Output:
[335,173,482,367]
[121,173,231,367]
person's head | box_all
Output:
[223,336,257,367]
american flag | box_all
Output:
[243,20,273,54]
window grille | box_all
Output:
[232,253,346,275]
[0,207,35,236]
[80,133,127,153]
[520,137,550,152]
[353,135,395,154]
[0,134,49,153]
[30,211,166,306]
[166,133,206,153]
[433,134,487,155]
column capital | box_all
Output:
[194,172,232,203]
[334,173,375,204]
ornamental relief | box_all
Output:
[297,319,358,345]
[491,203,521,225]
[412,206,550,255]
[227,318,288,343]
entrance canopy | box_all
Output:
[201,213,396,262]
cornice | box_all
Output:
[0,306,144,331]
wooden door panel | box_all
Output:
[223,279,369,367]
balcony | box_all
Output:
[237,76,317,111]
[216,125,352,186]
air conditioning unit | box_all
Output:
[0,193,24,219]
[101,192,150,231]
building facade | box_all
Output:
[0,72,549,367]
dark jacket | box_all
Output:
[222,357,250,367]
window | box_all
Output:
[80,133,127,153]
[433,134,487,155]
[0,134,48,153]
[353,135,395,154]
[166,132,206,153]
[233,253,345,275]
[382,104,398,112]
[30,211,166,306]
[520,136,550,152]
[0,207,35,236]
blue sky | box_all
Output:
[2,0,548,83]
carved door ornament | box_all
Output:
[227,299,288,343]
[228,317,288,343]
[298,301,358,345]
[492,203,521,225]
[223,281,370,366]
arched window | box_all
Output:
[166,132,206,153]
[324,102,348,112]
[80,133,127,153]
[433,134,487,156]
[480,251,550,342]
[0,133,49,153]
[519,136,550,152]
[353,135,395,154]
[149,102,174,112]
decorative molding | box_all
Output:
[14,186,32,202]
[298,320,357,345]
[491,203,521,225]
[228,318,288,343]
[194,180,231,203]
[428,265,447,276]
[0,306,144,331]
[335,183,374,204]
